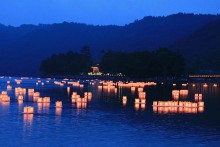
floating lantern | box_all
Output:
[140,99,146,104]
[153,101,158,106]
[43,97,51,103]
[18,95,24,100]
[122,96,127,101]
[203,83,208,87]
[137,88,143,92]
[33,92,40,97]
[23,106,34,114]
[198,101,204,107]
[213,84,217,87]
[28,89,34,94]
[138,92,146,99]
[37,97,43,103]
[135,98,140,104]
[7,85,12,90]
[56,101,62,107]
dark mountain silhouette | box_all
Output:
[0,13,219,76]
[171,18,220,72]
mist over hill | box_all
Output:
[0,13,219,76]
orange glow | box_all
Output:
[173,83,176,86]
[138,92,146,99]
[56,101,62,108]
[23,106,34,114]
[37,97,43,103]
[140,104,146,110]
[198,107,204,113]
[137,88,143,92]
[213,84,217,87]
[18,99,23,105]
[203,83,208,87]
[23,114,33,123]
[122,96,127,101]
[195,93,202,101]
[153,106,157,112]
[43,97,51,103]
[7,85,12,90]
[122,100,127,106]
[56,108,62,115]
[131,87,135,91]
[33,92,40,97]
[198,101,204,107]
[134,104,139,110]
[18,95,24,100]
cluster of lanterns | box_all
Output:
[0,77,210,118]
[71,91,92,108]
[0,91,10,102]
[152,101,204,114]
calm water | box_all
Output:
[0,77,220,146]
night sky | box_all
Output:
[0,0,219,26]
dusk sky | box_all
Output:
[0,0,220,26]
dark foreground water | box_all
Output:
[0,77,220,146]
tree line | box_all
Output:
[40,47,185,78]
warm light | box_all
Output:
[203,83,208,87]
[137,88,143,92]
[198,107,204,113]
[23,114,33,123]
[23,106,34,114]
[56,108,62,115]
[140,104,146,110]
[18,95,24,100]
[134,104,139,110]
[7,85,12,90]
[131,87,135,91]
[37,97,43,103]
[43,97,51,103]
[56,101,62,108]
[122,96,127,101]
[198,101,204,107]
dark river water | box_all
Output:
[0,77,219,146]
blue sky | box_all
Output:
[0,0,219,26]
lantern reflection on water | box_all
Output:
[56,108,62,115]
[24,114,33,124]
